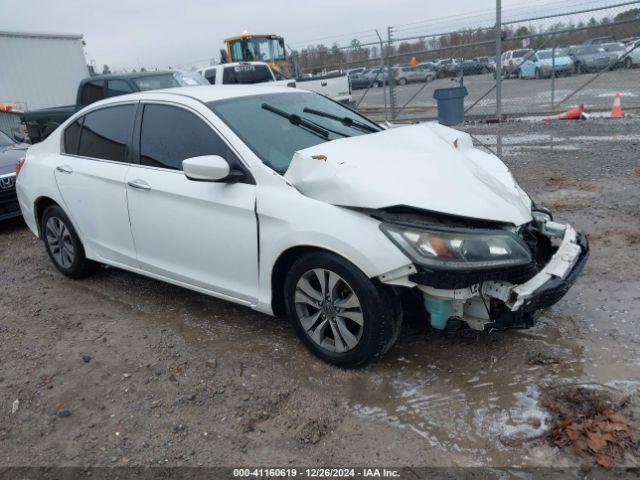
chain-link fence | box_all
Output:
[292,1,640,122]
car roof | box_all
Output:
[87,84,300,107]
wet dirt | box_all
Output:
[1,118,639,468]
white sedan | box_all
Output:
[15,85,588,366]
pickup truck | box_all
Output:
[22,70,207,143]
[198,61,352,106]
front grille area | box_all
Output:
[0,182,20,220]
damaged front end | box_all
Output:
[373,208,589,332]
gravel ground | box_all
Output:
[1,117,639,470]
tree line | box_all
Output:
[292,8,639,73]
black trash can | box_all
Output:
[433,86,468,126]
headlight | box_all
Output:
[380,224,532,270]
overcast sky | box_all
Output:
[2,0,606,70]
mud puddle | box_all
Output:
[73,263,640,467]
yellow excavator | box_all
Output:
[222,32,291,78]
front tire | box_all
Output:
[41,205,94,279]
[398,77,407,86]
[625,57,633,69]
[284,252,401,367]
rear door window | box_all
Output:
[139,104,235,171]
[80,80,105,106]
[78,104,136,162]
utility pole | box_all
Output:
[495,0,502,120]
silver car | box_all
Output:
[393,66,431,85]
[568,45,618,73]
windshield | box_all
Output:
[537,50,565,59]
[513,49,532,58]
[209,92,381,173]
[174,71,208,86]
[132,72,207,90]
[230,37,286,62]
[132,73,182,90]
[223,64,273,84]
[0,130,13,147]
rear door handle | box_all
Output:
[127,179,151,191]
[56,165,73,174]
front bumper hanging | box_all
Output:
[413,221,589,332]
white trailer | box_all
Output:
[0,30,89,111]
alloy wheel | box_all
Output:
[294,269,364,353]
[45,217,75,269]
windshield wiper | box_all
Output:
[261,103,329,140]
[302,108,380,134]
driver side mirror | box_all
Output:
[13,132,25,143]
[182,155,244,183]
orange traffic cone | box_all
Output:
[610,92,623,118]
[544,104,585,121]
[410,56,417,67]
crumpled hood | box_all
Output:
[284,122,532,225]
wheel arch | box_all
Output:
[270,245,337,316]
[33,196,61,236]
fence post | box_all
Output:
[551,40,556,110]
[495,0,502,119]
[375,30,389,123]
[387,26,396,120]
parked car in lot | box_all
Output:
[584,36,616,46]
[22,71,208,144]
[498,49,534,78]
[349,68,388,89]
[518,49,574,79]
[444,59,492,76]
[0,129,29,221]
[362,68,389,87]
[416,62,439,76]
[568,45,618,73]
[348,71,372,90]
[474,56,496,72]
[347,67,367,76]
[601,42,628,68]
[393,66,433,85]
[16,85,588,366]
[624,38,640,68]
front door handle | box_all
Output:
[56,165,73,174]
[127,179,151,191]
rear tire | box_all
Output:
[625,57,633,69]
[284,251,401,367]
[41,205,94,279]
